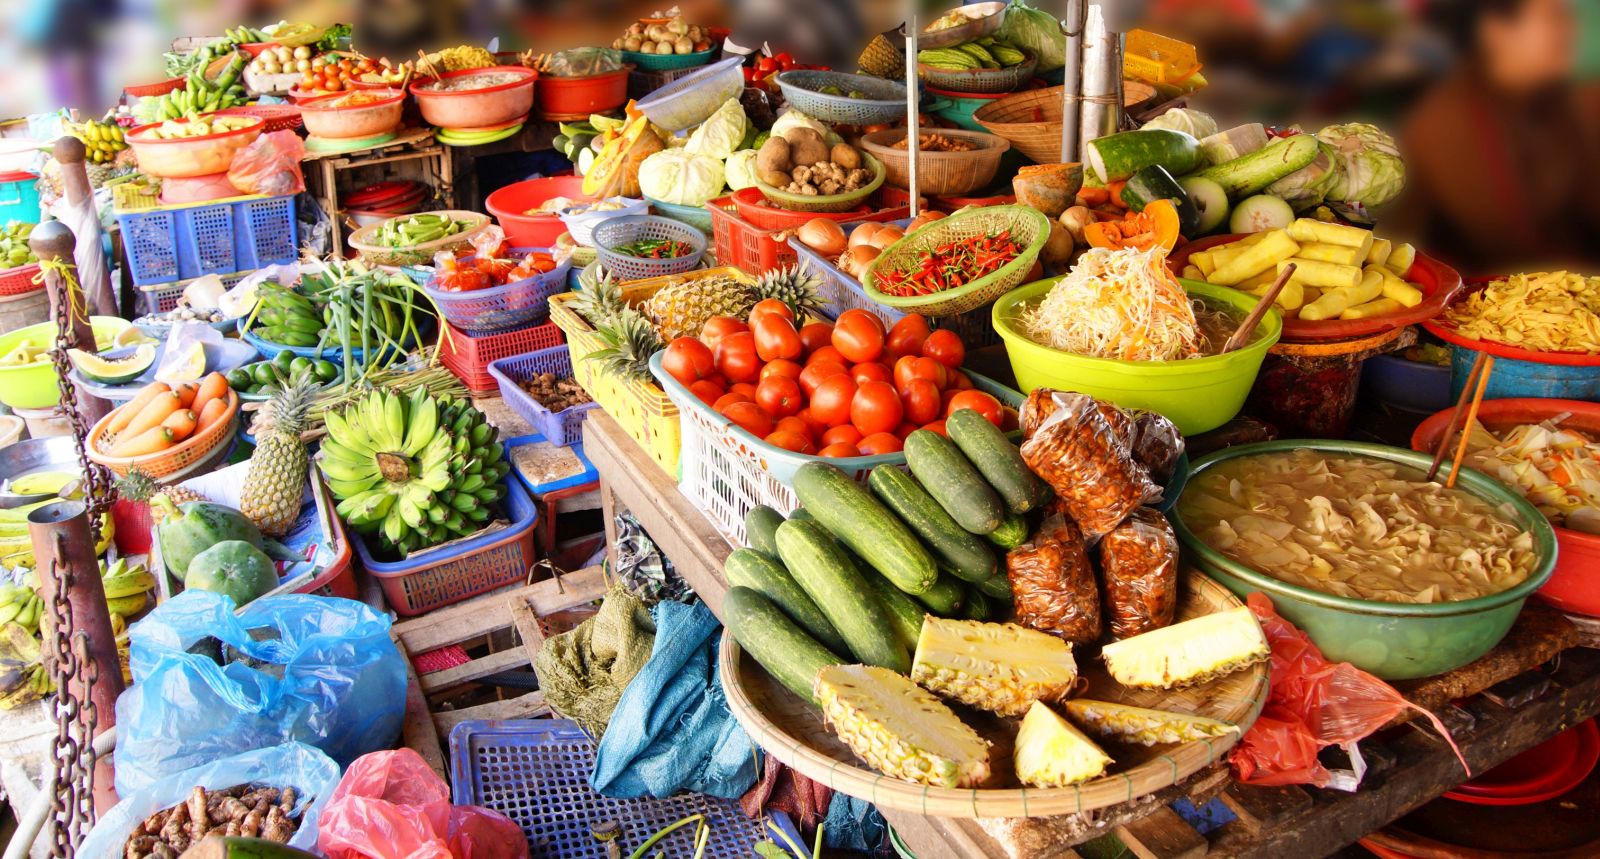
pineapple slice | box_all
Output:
[1014,701,1114,788]
[1101,606,1269,691]
[816,665,991,789]
[910,617,1079,717]
[1063,700,1237,747]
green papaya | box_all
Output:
[153,497,264,582]
[185,541,279,607]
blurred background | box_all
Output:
[2,0,1597,271]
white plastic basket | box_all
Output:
[558,197,649,247]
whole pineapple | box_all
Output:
[240,377,314,537]
[568,269,628,328]
[587,308,663,384]
[753,263,826,321]
[644,272,756,341]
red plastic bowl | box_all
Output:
[536,67,631,118]
[484,175,591,247]
[1425,277,1600,368]
[410,66,538,130]
[1170,233,1464,342]
[1411,398,1600,617]
[1444,719,1598,805]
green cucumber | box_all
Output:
[916,571,967,616]
[944,409,1046,514]
[866,465,997,584]
[974,573,1013,601]
[792,462,937,595]
[903,431,1005,535]
[1230,194,1295,233]
[724,548,851,657]
[775,519,910,672]
[1181,176,1231,234]
[1122,165,1200,234]
[861,567,927,653]
[724,586,844,705]
[1086,129,1201,184]
[744,505,786,558]
[962,587,991,621]
[1195,134,1320,200]
[985,512,1030,550]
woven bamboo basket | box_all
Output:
[753,155,887,215]
[86,389,240,479]
[348,210,493,267]
[862,205,1050,317]
[859,129,1010,197]
[974,83,1158,164]
[721,569,1270,819]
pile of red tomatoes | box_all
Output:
[660,303,1012,458]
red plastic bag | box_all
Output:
[317,748,528,859]
[1229,592,1466,788]
[228,130,306,196]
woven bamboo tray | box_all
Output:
[348,210,493,267]
[974,83,1158,164]
[720,569,1269,819]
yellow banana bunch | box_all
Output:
[101,557,157,617]
[0,622,45,708]
[0,517,116,573]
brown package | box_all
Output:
[1127,409,1185,485]
[1098,507,1180,638]
[1020,392,1160,539]
[1006,512,1101,644]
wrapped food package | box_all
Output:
[1098,507,1180,638]
[1127,410,1186,485]
[1006,512,1102,644]
[1020,392,1161,539]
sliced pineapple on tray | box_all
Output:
[1062,700,1239,747]
[1101,606,1270,691]
[816,664,992,789]
[910,617,1079,718]
[1015,701,1115,788]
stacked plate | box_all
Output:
[344,180,433,228]
[436,114,528,147]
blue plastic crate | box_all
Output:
[489,346,598,447]
[449,719,808,859]
[505,434,599,496]
[0,172,42,224]
[118,194,298,286]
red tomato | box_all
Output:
[947,370,973,390]
[752,314,803,363]
[857,432,903,455]
[901,378,942,425]
[765,430,815,454]
[688,380,724,406]
[850,380,903,436]
[755,376,804,418]
[832,309,886,364]
[806,345,849,367]
[797,408,830,440]
[662,337,716,386]
[922,329,965,369]
[798,322,834,355]
[1000,406,1020,432]
[920,420,948,437]
[773,416,811,439]
[703,372,726,389]
[896,356,948,394]
[760,359,804,381]
[886,315,931,362]
[820,424,863,448]
[941,388,961,414]
[713,392,751,413]
[798,360,848,398]
[730,382,759,400]
[748,298,794,325]
[724,401,774,438]
[817,442,862,458]
[947,392,1003,426]
[701,316,748,353]
[810,374,858,427]
[851,362,893,386]
[894,421,919,439]
[715,332,762,383]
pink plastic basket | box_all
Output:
[488,345,598,447]
[423,248,572,335]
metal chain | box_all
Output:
[45,258,113,543]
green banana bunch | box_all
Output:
[253,283,326,347]
[373,213,473,249]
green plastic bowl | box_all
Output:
[991,279,1279,435]
[1171,440,1558,680]
[0,317,133,409]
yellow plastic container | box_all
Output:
[1124,30,1203,86]
[0,317,133,409]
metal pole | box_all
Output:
[50,137,117,319]
[1060,0,1086,162]
[29,223,111,427]
[903,15,920,218]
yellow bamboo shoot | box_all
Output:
[1211,231,1300,286]
[1341,297,1404,320]
[1249,278,1305,311]
[1387,242,1417,276]
[1366,265,1423,307]
[1288,218,1372,248]
[1191,252,1217,277]
[1277,258,1362,291]
[1182,265,1204,280]
[1294,242,1366,266]
[1366,238,1393,267]
[1298,269,1384,320]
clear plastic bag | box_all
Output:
[1006,511,1101,644]
[541,47,625,76]
[317,748,529,859]
[78,742,339,859]
[1098,506,1179,639]
[228,130,306,196]
[1020,392,1160,539]
[1229,592,1466,788]
[115,590,408,797]
[1127,409,1185,485]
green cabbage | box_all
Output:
[686,97,749,160]
[1265,140,1339,210]
[1142,108,1218,140]
[996,1,1067,72]
[725,150,760,191]
[638,149,726,206]
[1316,122,1406,209]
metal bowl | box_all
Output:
[913,2,1009,50]
[0,437,83,508]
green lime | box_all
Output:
[273,349,296,368]
[313,360,339,382]
[252,363,278,386]
[289,356,312,377]
[226,368,252,389]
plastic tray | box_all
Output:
[504,434,599,496]
[489,345,599,447]
[117,194,298,287]
[449,719,807,859]
[646,196,713,235]
[439,320,565,395]
[708,200,799,276]
[635,57,744,132]
[423,249,573,335]
[560,197,649,247]
[594,215,707,280]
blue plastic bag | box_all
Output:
[114,590,407,797]
[80,742,339,859]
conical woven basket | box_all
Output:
[974,83,1157,163]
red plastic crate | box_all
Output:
[438,321,564,394]
[708,199,800,277]
[728,186,915,231]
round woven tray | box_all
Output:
[721,570,1269,818]
[86,389,240,479]
[918,49,1038,95]
[862,204,1050,317]
[774,71,909,127]
[347,210,492,267]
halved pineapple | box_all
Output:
[1100,606,1269,691]
[1063,700,1238,747]
[1014,701,1114,788]
[816,665,991,789]
[910,617,1079,717]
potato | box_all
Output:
[783,128,829,167]
[761,169,792,188]
[830,143,861,170]
[756,137,792,176]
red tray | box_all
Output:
[1443,719,1598,806]
[1169,233,1463,342]
[345,180,423,208]
[1423,276,1600,368]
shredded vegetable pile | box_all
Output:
[1460,417,1600,535]
[1443,271,1600,354]
[1015,246,1200,361]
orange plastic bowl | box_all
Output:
[126,115,264,178]
[1412,397,1600,617]
[410,66,537,129]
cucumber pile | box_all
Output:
[723,407,1049,703]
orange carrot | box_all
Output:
[110,427,174,457]
[1105,180,1128,209]
[108,382,170,435]
[195,397,229,433]
[190,372,229,416]
[173,382,200,409]
[120,391,182,439]
[1076,187,1110,207]
[160,410,198,442]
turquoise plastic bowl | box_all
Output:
[991,278,1280,435]
[1171,440,1558,680]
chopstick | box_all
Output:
[1446,355,1495,488]
[1424,350,1491,483]
[1222,263,1295,354]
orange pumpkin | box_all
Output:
[1082,198,1182,253]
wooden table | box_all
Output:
[582,409,1600,859]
